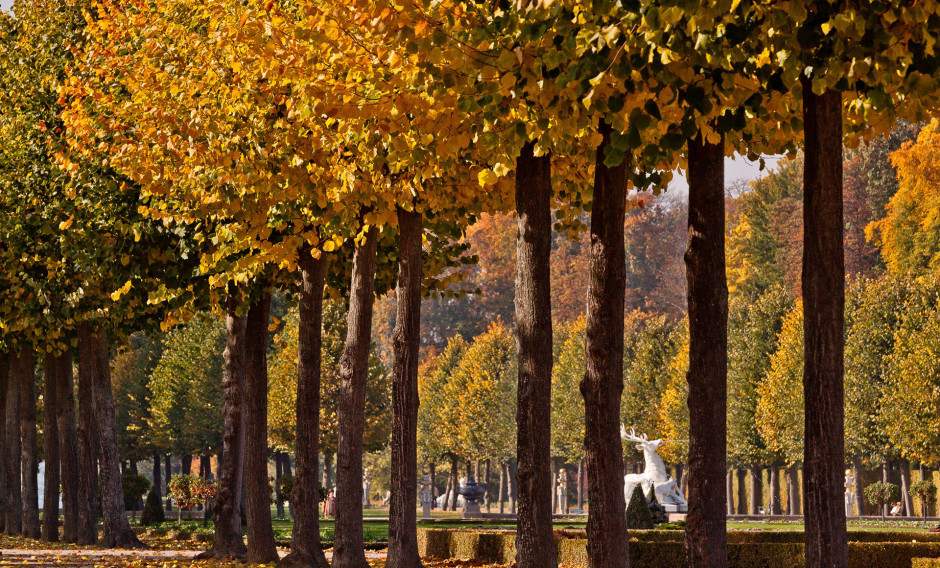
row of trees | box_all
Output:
[2,2,939,568]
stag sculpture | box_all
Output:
[621,426,688,512]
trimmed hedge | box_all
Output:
[592,529,940,544]
[418,529,940,568]
[914,559,940,568]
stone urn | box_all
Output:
[458,475,486,516]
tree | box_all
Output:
[551,318,586,465]
[910,480,937,527]
[756,302,805,467]
[864,482,900,524]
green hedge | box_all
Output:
[418,529,940,568]
[914,559,940,568]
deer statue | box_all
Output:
[621,425,688,512]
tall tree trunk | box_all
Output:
[19,348,41,539]
[201,288,248,560]
[882,463,890,518]
[76,326,99,545]
[165,456,173,512]
[727,470,734,516]
[244,292,279,563]
[203,455,213,480]
[429,463,436,510]
[181,455,192,477]
[333,227,379,568]
[43,351,61,542]
[509,460,518,514]
[498,462,506,514]
[900,459,913,517]
[801,82,847,568]
[769,464,781,515]
[56,350,79,543]
[387,207,424,568]
[484,460,491,513]
[514,142,556,568]
[685,130,728,568]
[852,459,865,517]
[787,466,801,516]
[580,121,629,568]
[323,454,332,492]
[749,464,762,515]
[577,460,584,511]
[275,453,285,519]
[736,469,746,515]
[153,455,162,499]
[82,324,143,548]
[0,353,6,535]
[449,456,459,512]
[280,249,329,568]
[5,352,23,535]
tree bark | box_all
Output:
[580,121,630,568]
[165,456,173,512]
[736,470,746,515]
[685,130,729,568]
[787,466,801,516]
[449,456,459,511]
[81,324,143,548]
[275,453,285,519]
[201,288,248,560]
[323,454,332,492]
[484,460,491,512]
[0,353,6,535]
[727,470,734,516]
[509,460,518,514]
[514,142,557,568]
[882,463,890,518]
[769,465,781,515]
[54,349,79,543]
[333,226,379,568]
[5,352,23,536]
[279,249,329,568]
[498,462,506,514]
[429,463,436,510]
[577,460,584,511]
[42,351,61,542]
[18,348,41,539]
[153,455,162,499]
[244,292,279,563]
[749,464,762,515]
[852,459,865,517]
[76,325,99,545]
[801,82,848,568]
[900,459,914,517]
[387,207,424,568]
[181,455,192,477]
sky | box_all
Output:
[0,0,781,193]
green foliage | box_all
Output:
[865,482,901,510]
[121,474,151,508]
[140,486,166,526]
[755,301,804,465]
[551,317,586,462]
[418,335,468,463]
[148,314,225,458]
[626,485,654,530]
[112,332,163,461]
[167,474,217,513]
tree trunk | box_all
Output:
[81,324,143,548]
[279,249,329,568]
[580,121,630,568]
[852,459,864,517]
[165,456,173,512]
[0,353,6,535]
[769,464,781,515]
[509,460,518,514]
[727,470,734,516]
[5,352,23,535]
[200,288,248,560]
[514,141,556,567]
[429,462,436,511]
[449,456,459,512]
[749,464,762,515]
[153,455,162,499]
[323,454,332,492]
[787,466,801,516]
[42,351,62,542]
[801,82,848,568]
[900,459,914,518]
[275,452,285,519]
[333,226,379,568]
[76,326,99,545]
[18,348,42,539]
[244,292,279,563]
[736,470,746,515]
[203,455,213,480]
[498,462,506,514]
[56,349,79,543]
[484,460,491,513]
[181,455,192,477]
[881,463,890,518]
[387,207,424,568]
[577,460,584,511]
[685,130,728,568]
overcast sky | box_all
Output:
[0,0,782,193]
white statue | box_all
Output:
[844,469,855,517]
[621,426,688,513]
[420,473,433,519]
[362,469,371,508]
[436,476,467,509]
